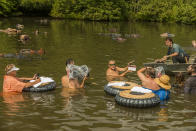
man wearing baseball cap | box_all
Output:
[3,64,41,93]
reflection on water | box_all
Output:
[0,18,196,130]
[2,92,25,116]
[106,75,128,82]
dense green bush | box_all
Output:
[50,0,196,23]
[51,0,128,21]
[0,0,18,16]
[1,0,196,24]
[19,0,53,15]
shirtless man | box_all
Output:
[61,58,74,88]
[137,67,160,90]
[61,59,87,88]
[106,60,132,77]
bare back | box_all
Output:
[141,78,160,90]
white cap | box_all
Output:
[7,66,20,74]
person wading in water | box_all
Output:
[61,58,87,88]
[184,65,196,94]
[3,64,41,93]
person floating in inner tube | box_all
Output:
[137,67,158,90]
[106,60,134,81]
[160,32,175,37]
[0,48,45,58]
[19,48,45,56]
[3,64,41,93]
[184,65,196,94]
[155,37,189,63]
[137,67,171,101]
[61,58,88,88]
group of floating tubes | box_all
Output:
[104,81,161,108]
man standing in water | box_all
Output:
[184,65,196,94]
[3,64,41,93]
[192,40,196,63]
[158,37,188,63]
[137,67,171,100]
[61,58,74,88]
[106,60,132,77]
[61,58,87,88]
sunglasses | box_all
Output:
[109,64,116,66]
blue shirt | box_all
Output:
[167,43,186,57]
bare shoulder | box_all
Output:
[106,68,114,75]
[61,75,69,87]
[106,68,111,75]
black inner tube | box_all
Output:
[130,92,145,95]
[124,83,130,86]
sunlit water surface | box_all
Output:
[0,18,196,131]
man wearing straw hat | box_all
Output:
[137,67,171,100]
[3,64,41,93]
[154,75,171,100]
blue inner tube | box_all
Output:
[22,82,56,92]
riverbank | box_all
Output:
[1,0,196,24]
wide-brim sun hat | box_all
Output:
[154,75,171,90]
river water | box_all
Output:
[0,17,196,131]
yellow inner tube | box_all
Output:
[119,90,156,99]
[108,81,140,90]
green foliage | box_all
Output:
[19,0,53,15]
[2,0,196,24]
[127,0,196,24]
[51,0,128,21]
[0,0,18,17]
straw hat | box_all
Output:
[154,75,171,90]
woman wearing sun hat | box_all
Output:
[3,64,41,93]
[154,75,172,101]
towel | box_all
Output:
[30,77,54,88]
[131,86,152,93]
[107,82,126,87]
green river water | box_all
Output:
[0,17,196,131]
